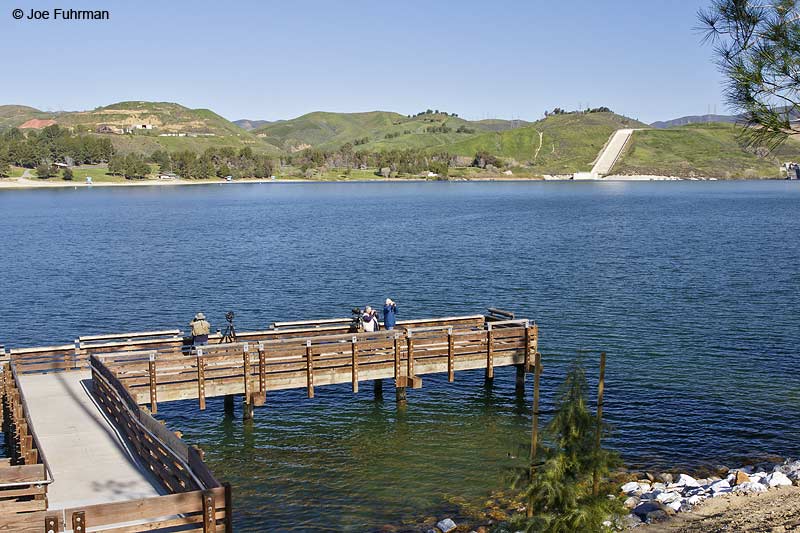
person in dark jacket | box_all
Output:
[383,298,397,330]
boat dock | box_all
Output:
[0,309,539,532]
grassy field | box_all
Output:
[614,123,800,178]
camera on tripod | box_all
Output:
[220,311,237,343]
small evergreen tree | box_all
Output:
[35,162,53,179]
[514,360,623,533]
[62,167,74,181]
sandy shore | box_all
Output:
[640,485,800,532]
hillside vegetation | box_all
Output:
[253,110,527,152]
[614,123,800,178]
[0,105,53,129]
[446,112,647,174]
[0,102,281,156]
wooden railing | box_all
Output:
[7,315,487,375]
[0,363,52,521]
[83,356,232,532]
[9,330,185,374]
[99,319,538,410]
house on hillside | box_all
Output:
[132,124,155,130]
[96,124,124,134]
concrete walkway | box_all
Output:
[591,128,635,176]
[17,371,163,509]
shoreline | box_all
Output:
[0,175,791,190]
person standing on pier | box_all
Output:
[190,312,211,346]
[383,298,397,330]
[362,306,379,332]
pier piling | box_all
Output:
[224,394,235,417]
[515,364,526,396]
[373,379,383,400]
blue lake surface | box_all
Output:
[1,181,799,531]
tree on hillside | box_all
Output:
[700,0,800,149]
[513,361,623,533]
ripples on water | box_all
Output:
[1,181,799,531]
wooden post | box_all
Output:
[224,395,235,417]
[71,511,86,533]
[524,320,532,372]
[305,340,314,399]
[148,352,157,414]
[592,351,606,497]
[515,364,526,396]
[393,334,401,382]
[395,385,407,403]
[447,327,455,382]
[242,343,253,420]
[44,514,61,532]
[73,339,81,371]
[223,482,233,533]
[485,325,494,381]
[373,379,383,400]
[255,342,267,407]
[202,489,216,533]
[406,334,414,380]
[196,348,206,411]
[394,334,406,403]
[351,336,359,393]
[528,352,542,517]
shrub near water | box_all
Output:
[511,361,624,533]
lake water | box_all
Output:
[1,181,799,531]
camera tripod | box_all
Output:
[219,311,237,344]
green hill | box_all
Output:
[1,101,282,156]
[614,123,800,178]
[0,105,54,129]
[445,112,647,174]
[253,111,529,152]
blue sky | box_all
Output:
[1,0,726,123]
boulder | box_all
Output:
[675,474,700,487]
[436,518,457,533]
[734,471,751,485]
[633,501,660,519]
[709,479,731,492]
[687,495,704,506]
[733,481,767,494]
[624,496,640,509]
[645,510,669,523]
[765,472,792,487]
[621,481,641,495]
[652,482,667,491]
[657,473,674,484]
[666,499,683,512]
[655,491,682,504]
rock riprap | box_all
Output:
[623,458,800,524]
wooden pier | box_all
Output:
[0,310,539,532]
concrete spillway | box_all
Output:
[591,128,634,176]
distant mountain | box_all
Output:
[234,119,275,131]
[651,114,741,129]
